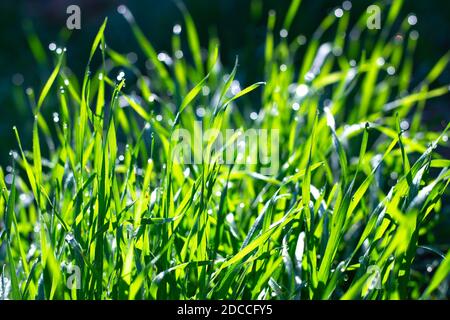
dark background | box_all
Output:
[0,0,449,167]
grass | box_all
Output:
[1,1,450,300]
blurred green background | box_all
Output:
[0,0,449,168]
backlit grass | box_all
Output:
[1,1,449,300]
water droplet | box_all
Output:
[279,64,287,72]
[127,52,137,64]
[157,52,173,65]
[48,43,56,51]
[410,30,419,40]
[297,35,307,45]
[333,46,343,56]
[231,80,241,95]
[12,73,24,86]
[174,50,184,59]
[334,8,344,18]
[292,103,300,111]
[5,174,13,185]
[407,14,417,26]
[117,5,134,22]
[196,107,206,118]
[239,202,245,209]
[116,71,125,81]
[202,86,210,96]
[52,112,60,123]
[400,120,409,131]
[342,1,352,11]
[387,66,396,75]
[56,48,63,55]
[173,24,182,35]
[226,213,234,223]
[156,114,163,122]
[250,112,258,120]
[295,84,309,98]
[376,57,385,66]
[279,29,288,38]
[64,79,70,86]
[118,155,125,162]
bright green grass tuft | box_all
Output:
[1,1,449,300]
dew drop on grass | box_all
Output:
[196,107,205,118]
[410,30,419,40]
[400,120,409,131]
[64,79,70,86]
[342,1,352,11]
[279,29,288,38]
[297,35,307,46]
[116,71,125,81]
[127,52,137,64]
[407,14,418,26]
[5,174,13,185]
[387,66,396,75]
[239,202,245,209]
[295,84,309,98]
[250,112,258,120]
[157,52,173,65]
[334,8,344,18]
[175,50,184,59]
[12,73,24,86]
[117,5,134,22]
[231,80,241,95]
[226,213,234,223]
[376,57,385,66]
[279,64,287,72]
[173,24,182,35]
[202,86,210,96]
[156,115,163,122]
[53,112,60,123]
[48,43,56,51]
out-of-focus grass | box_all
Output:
[0,1,449,299]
